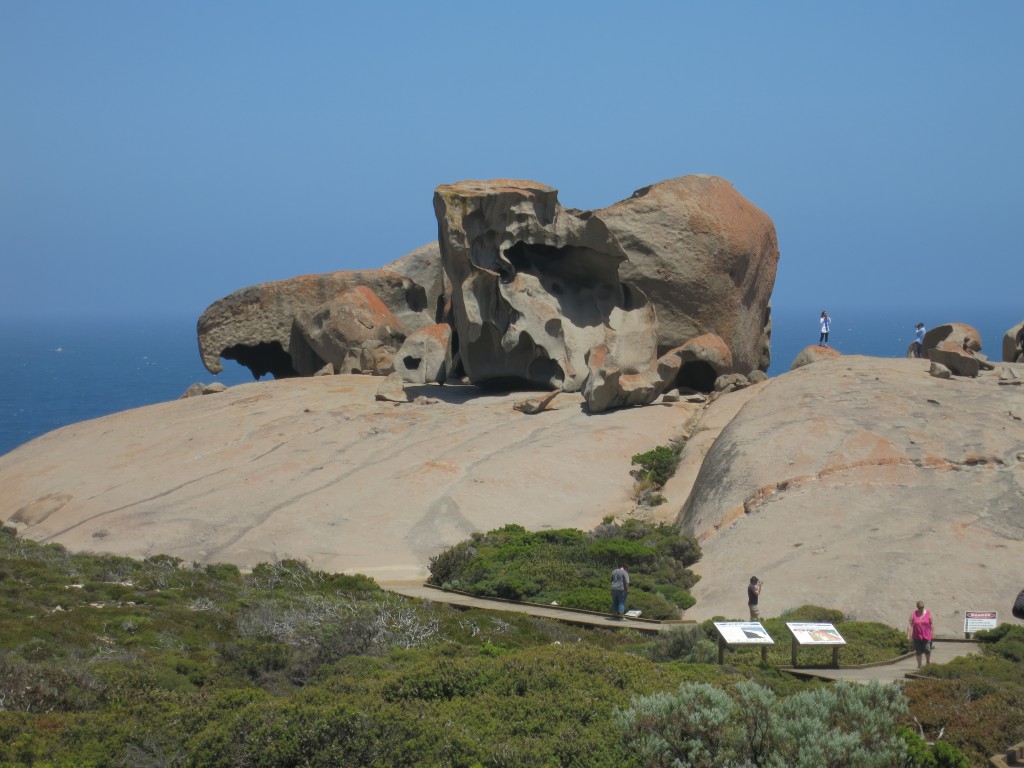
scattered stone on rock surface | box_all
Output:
[790,345,841,370]
[375,372,408,402]
[314,363,335,376]
[929,362,952,379]
[513,389,562,415]
[714,373,750,394]
[179,383,206,399]
[999,366,1021,385]
[747,370,768,384]
[202,383,227,394]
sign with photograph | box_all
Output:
[964,611,997,633]
[786,622,846,645]
[713,621,774,645]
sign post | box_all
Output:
[712,622,774,664]
[786,622,846,668]
[963,611,997,638]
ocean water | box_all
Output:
[0,308,1018,457]
[0,315,253,457]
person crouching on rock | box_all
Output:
[610,564,629,619]
[907,600,934,668]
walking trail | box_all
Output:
[385,583,982,683]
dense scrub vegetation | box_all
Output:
[427,519,701,618]
[0,527,1020,766]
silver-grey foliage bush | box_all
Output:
[616,679,910,768]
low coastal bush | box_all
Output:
[0,527,1014,766]
[427,519,701,618]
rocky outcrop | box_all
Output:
[198,247,441,379]
[434,179,662,412]
[1003,322,1024,363]
[597,175,779,371]
[0,375,697,585]
[675,355,1024,629]
[790,344,841,370]
[923,322,982,356]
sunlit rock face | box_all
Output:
[433,179,659,403]
[598,175,779,372]
[197,264,439,379]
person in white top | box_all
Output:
[819,311,831,347]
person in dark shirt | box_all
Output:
[747,576,762,620]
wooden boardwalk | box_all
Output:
[385,583,983,682]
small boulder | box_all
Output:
[202,383,227,394]
[714,373,750,394]
[375,373,408,403]
[998,367,1021,385]
[395,324,453,385]
[513,390,561,414]
[929,362,952,379]
[790,345,841,370]
[927,348,979,377]
[747,370,768,384]
[179,383,206,399]
[313,363,336,376]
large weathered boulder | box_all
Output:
[1003,322,1024,363]
[597,175,779,371]
[434,179,661,409]
[198,263,437,379]
[922,322,982,356]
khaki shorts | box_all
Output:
[749,604,760,619]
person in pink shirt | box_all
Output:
[907,600,934,668]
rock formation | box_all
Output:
[197,251,441,379]
[394,324,454,385]
[432,177,778,410]
[922,322,982,356]
[433,179,663,412]
[597,175,779,371]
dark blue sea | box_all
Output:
[0,308,1018,457]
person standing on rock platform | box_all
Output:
[819,311,831,347]
[610,565,629,619]
[747,576,762,620]
[907,600,934,669]
[912,323,925,358]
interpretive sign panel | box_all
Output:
[713,622,774,645]
[964,611,997,634]
[786,622,846,645]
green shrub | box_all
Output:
[618,679,911,768]
[630,445,679,488]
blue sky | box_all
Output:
[2,2,1022,327]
